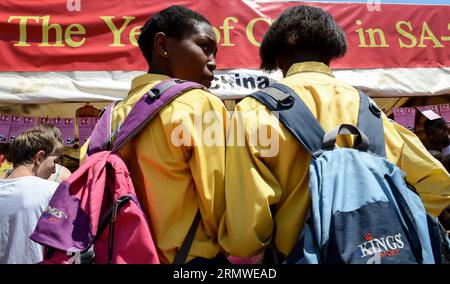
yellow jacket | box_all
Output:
[219,62,450,258]
[81,74,228,263]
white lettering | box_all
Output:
[239,269,250,278]
[369,240,382,253]
[269,269,277,278]
[202,111,223,147]
[260,269,267,278]
[66,0,81,12]
[173,268,207,281]
[366,252,381,264]
[385,236,398,249]
[374,237,388,252]
[358,242,374,257]
[395,233,404,248]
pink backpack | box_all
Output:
[30,79,204,264]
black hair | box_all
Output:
[442,155,450,178]
[438,203,450,231]
[138,5,211,67]
[428,150,443,162]
[260,5,347,71]
[424,118,447,131]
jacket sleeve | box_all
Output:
[182,92,230,238]
[218,104,282,257]
[383,117,450,216]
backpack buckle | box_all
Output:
[145,89,161,103]
[262,86,295,109]
[278,96,294,108]
[369,102,382,118]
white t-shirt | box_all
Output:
[0,176,58,264]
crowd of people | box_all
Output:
[0,5,449,264]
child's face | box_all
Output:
[166,21,217,87]
[35,152,60,180]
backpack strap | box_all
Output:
[357,91,387,157]
[111,79,205,152]
[173,210,201,264]
[322,124,370,152]
[87,79,205,155]
[249,83,325,158]
[249,84,386,158]
[385,174,424,263]
[87,102,115,156]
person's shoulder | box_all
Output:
[58,165,72,178]
[174,87,225,109]
[282,74,358,94]
[235,95,272,113]
[8,176,58,200]
[181,86,221,102]
[52,164,71,183]
[29,176,59,190]
[41,179,59,197]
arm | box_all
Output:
[219,103,282,257]
[186,93,230,237]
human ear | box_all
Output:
[154,32,169,58]
[33,150,46,166]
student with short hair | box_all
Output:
[219,5,450,259]
[80,5,228,264]
[424,118,450,156]
[34,124,71,183]
[0,127,64,263]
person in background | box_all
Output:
[424,118,450,157]
[428,149,444,163]
[438,203,450,240]
[442,154,450,174]
[0,144,12,178]
[219,5,450,259]
[35,124,71,183]
[0,127,63,263]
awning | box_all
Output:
[0,0,449,104]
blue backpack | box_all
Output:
[250,83,450,264]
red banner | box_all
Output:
[1,0,449,71]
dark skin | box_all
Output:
[148,21,218,88]
[425,126,450,151]
[275,51,330,77]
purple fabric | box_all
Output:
[111,79,204,152]
[86,103,114,156]
[87,79,204,155]
[30,181,93,251]
[31,79,205,254]
[30,151,111,252]
[30,152,161,263]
